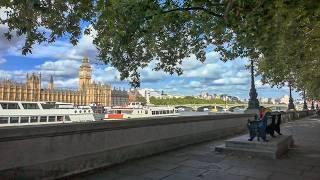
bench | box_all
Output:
[247,112,282,142]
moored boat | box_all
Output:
[0,101,95,126]
[105,102,178,120]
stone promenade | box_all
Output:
[76,115,320,180]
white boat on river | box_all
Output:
[105,102,178,119]
[0,101,95,126]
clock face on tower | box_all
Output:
[80,70,91,78]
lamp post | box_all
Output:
[303,90,308,110]
[246,59,260,112]
[288,82,295,110]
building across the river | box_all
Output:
[111,87,129,106]
[0,57,128,106]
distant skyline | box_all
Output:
[0,21,301,100]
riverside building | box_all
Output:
[0,57,128,106]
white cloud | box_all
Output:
[0,58,6,64]
[0,7,8,20]
[8,25,99,62]
[0,24,25,55]
[255,80,271,89]
[92,66,121,84]
[189,81,202,88]
[212,77,249,86]
[35,59,81,80]
[53,78,79,89]
[140,67,169,82]
[0,70,31,82]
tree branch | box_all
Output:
[160,7,223,18]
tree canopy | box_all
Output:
[149,96,230,105]
[1,0,319,98]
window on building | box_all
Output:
[22,103,39,109]
[20,117,29,123]
[10,117,19,123]
[48,116,55,122]
[30,116,38,123]
[41,103,55,109]
[40,116,47,122]
[0,117,8,124]
[0,103,20,109]
[65,116,71,121]
[57,116,63,122]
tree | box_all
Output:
[1,0,320,98]
[0,0,96,54]
[136,95,147,105]
[250,0,320,99]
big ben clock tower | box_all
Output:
[79,56,92,91]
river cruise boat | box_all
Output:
[0,101,95,126]
[105,102,178,119]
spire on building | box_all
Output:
[50,75,53,84]
[48,75,54,90]
[82,56,89,64]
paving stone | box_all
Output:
[226,167,271,179]
[182,147,211,155]
[115,165,156,176]
[170,165,207,177]
[141,169,173,180]
[253,164,303,176]
[205,162,233,171]
[149,154,189,164]
[79,171,122,180]
[218,159,259,169]
[310,166,320,172]
[113,175,152,180]
[147,161,180,171]
[262,159,313,171]
[268,172,314,180]
[161,173,202,180]
[178,159,212,168]
[244,178,266,180]
[301,171,320,179]
[188,153,224,163]
[200,170,247,180]
[137,158,160,165]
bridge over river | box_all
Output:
[170,103,303,112]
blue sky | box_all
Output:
[0,12,300,100]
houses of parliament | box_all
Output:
[0,57,128,106]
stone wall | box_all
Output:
[0,111,314,179]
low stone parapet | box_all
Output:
[0,111,313,179]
